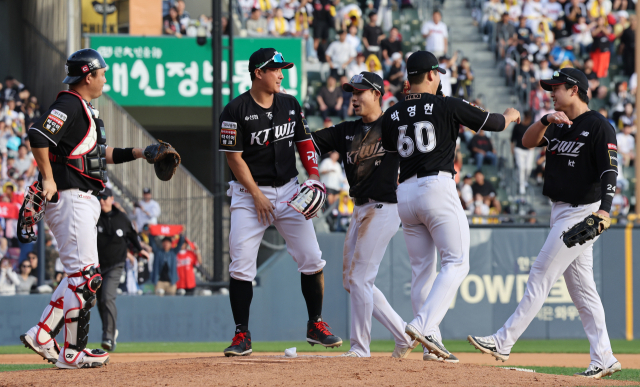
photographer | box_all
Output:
[96,188,149,351]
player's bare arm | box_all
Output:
[522,112,572,149]
[31,147,57,201]
[225,152,275,226]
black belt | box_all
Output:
[417,170,453,178]
[353,197,373,206]
[255,179,288,188]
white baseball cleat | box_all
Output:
[341,351,360,357]
[467,335,509,362]
[55,349,110,369]
[405,324,450,359]
[392,340,419,359]
[424,352,459,363]
[574,361,622,379]
[20,334,59,364]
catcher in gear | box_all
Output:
[20,48,181,370]
[468,68,621,380]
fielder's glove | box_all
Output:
[144,140,181,181]
[287,180,326,220]
[562,212,611,248]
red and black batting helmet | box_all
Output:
[63,48,107,85]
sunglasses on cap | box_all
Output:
[350,74,380,92]
[553,70,581,87]
[256,52,286,69]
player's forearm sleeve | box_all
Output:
[112,148,136,164]
[296,139,319,176]
[483,113,507,132]
[599,171,616,213]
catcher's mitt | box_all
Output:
[144,140,181,181]
[287,180,326,220]
[562,212,611,248]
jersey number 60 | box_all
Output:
[397,121,436,157]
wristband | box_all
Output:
[540,114,550,126]
[112,148,136,164]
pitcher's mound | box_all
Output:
[1,355,634,386]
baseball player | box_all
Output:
[381,51,520,362]
[219,48,342,357]
[19,48,178,369]
[468,68,622,379]
[311,72,416,358]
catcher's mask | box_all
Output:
[17,182,58,243]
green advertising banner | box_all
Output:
[89,36,305,107]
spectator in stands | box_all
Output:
[269,7,290,36]
[516,58,536,101]
[583,58,600,93]
[334,191,353,231]
[176,240,202,296]
[471,170,496,199]
[553,18,572,45]
[438,53,458,97]
[14,144,32,177]
[544,0,564,22]
[535,98,554,122]
[460,174,474,209]
[16,256,37,294]
[617,102,635,129]
[362,11,384,57]
[44,234,58,282]
[527,209,538,224]
[2,97,25,135]
[134,188,161,230]
[150,233,185,296]
[386,52,405,96]
[317,76,343,120]
[175,0,190,28]
[319,151,343,205]
[528,35,549,64]
[619,15,636,77]
[590,16,613,78]
[381,27,402,70]
[0,256,19,295]
[564,0,588,31]
[549,41,578,68]
[483,0,506,41]
[599,107,616,128]
[347,52,368,80]
[246,8,269,37]
[365,54,383,78]
[533,147,546,184]
[590,85,610,112]
[339,75,353,118]
[346,24,361,53]
[25,251,39,282]
[609,81,633,118]
[312,0,335,60]
[612,183,630,222]
[512,111,535,195]
[470,130,497,169]
[572,16,595,56]
[421,10,448,57]
[516,16,533,44]
[2,76,21,102]
[163,6,185,37]
[455,58,474,99]
[326,29,357,78]
[617,123,635,167]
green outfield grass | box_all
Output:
[502,366,640,382]
[1,339,639,355]
[0,364,53,372]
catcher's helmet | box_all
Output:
[63,48,107,84]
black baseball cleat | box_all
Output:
[306,318,342,348]
[224,331,252,357]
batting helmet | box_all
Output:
[63,48,107,85]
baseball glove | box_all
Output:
[562,212,611,248]
[144,140,181,181]
[287,180,326,220]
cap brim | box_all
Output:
[262,62,294,70]
[435,67,446,74]
[62,75,84,84]
[540,79,565,91]
[342,82,375,92]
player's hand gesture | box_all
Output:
[503,108,521,124]
[252,191,276,226]
[42,177,58,202]
[547,111,573,125]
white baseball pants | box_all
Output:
[227,178,326,281]
[342,201,412,357]
[493,201,617,369]
[397,173,470,340]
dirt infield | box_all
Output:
[0,355,637,387]
[3,351,640,368]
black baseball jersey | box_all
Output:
[28,92,104,192]
[219,91,311,182]
[381,93,505,183]
[541,110,618,204]
[311,115,399,203]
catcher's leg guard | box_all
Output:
[57,265,109,369]
[21,277,68,363]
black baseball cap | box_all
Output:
[248,48,294,73]
[540,68,589,93]
[342,72,383,93]
[98,187,113,199]
[406,51,446,76]
[143,187,151,194]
